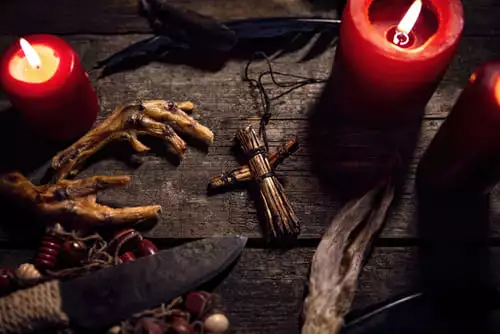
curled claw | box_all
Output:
[135,114,187,156]
[142,100,214,145]
[0,172,161,227]
[51,100,210,181]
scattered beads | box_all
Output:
[185,291,212,316]
[137,239,158,257]
[204,313,229,333]
[15,263,41,281]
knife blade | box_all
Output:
[0,236,247,333]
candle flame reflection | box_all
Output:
[19,38,42,69]
[393,0,422,46]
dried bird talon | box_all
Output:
[126,133,151,152]
[51,100,212,181]
[176,101,196,112]
[0,172,161,227]
[142,100,213,144]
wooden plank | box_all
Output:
[0,246,498,333]
[2,112,500,241]
[0,247,419,333]
[0,0,497,37]
[1,34,498,120]
[1,32,500,241]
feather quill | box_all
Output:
[96,1,341,77]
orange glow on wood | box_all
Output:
[495,75,500,106]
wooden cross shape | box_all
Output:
[209,126,300,240]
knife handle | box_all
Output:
[0,280,69,333]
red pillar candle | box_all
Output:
[331,0,463,121]
[417,61,500,193]
[0,35,99,140]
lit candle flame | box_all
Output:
[19,38,42,69]
[393,0,423,46]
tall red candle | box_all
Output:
[331,0,463,121]
[0,35,99,140]
[417,61,500,193]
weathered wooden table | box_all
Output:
[0,0,499,333]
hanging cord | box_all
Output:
[242,52,328,150]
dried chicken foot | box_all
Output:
[142,100,214,145]
[0,172,161,226]
[51,102,189,181]
[209,137,298,189]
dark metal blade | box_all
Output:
[59,236,247,329]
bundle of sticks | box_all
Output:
[235,126,300,239]
[209,136,298,189]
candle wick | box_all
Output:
[393,30,410,47]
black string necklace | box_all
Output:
[242,52,328,150]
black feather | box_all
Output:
[95,36,188,77]
[225,17,340,40]
[140,0,236,52]
[95,11,341,77]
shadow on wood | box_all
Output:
[307,77,423,201]
[0,108,68,244]
[303,0,346,13]
[417,185,495,333]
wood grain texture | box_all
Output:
[0,246,498,333]
[0,32,499,241]
[0,247,420,333]
[0,0,497,37]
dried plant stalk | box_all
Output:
[209,137,298,189]
[302,182,394,334]
[237,126,300,239]
[0,172,161,226]
[52,100,213,181]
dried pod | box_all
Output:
[185,291,212,316]
[204,313,229,333]
[15,263,41,281]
